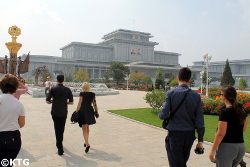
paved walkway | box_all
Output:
[16,90,250,167]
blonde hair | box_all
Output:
[82,82,90,92]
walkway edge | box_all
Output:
[104,110,250,158]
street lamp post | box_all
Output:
[200,71,204,95]
[126,74,130,90]
[203,54,212,97]
[208,77,212,88]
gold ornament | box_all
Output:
[8,25,21,37]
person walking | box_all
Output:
[165,82,171,92]
[45,77,51,97]
[158,67,205,167]
[13,79,28,100]
[75,82,99,153]
[209,86,248,167]
[46,75,73,155]
[0,74,25,166]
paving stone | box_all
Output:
[13,90,250,167]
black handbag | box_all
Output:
[94,111,99,118]
[162,89,191,129]
[71,111,78,123]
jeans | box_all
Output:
[0,130,21,167]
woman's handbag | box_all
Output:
[71,111,78,123]
[94,111,99,118]
[162,89,191,129]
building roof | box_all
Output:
[102,29,153,40]
[60,42,113,50]
[154,50,181,56]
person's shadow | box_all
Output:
[84,148,122,162]
[17,148,45,163]
[61,148,98,166]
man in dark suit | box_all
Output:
[46,75,73,155]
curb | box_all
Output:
[104,110,250,158]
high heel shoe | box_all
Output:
[85,145,90,153]
[84,144,86,147]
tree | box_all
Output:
[221,59,235,86]
[65,73,74,82]
[104,71,112,83]
[170,79,178,87]
[167,72,175,83]
[155,68,165,89]
[238,78,248,90]
[144,76,152,85]
[189,77,195,88]
[202,68,207,85]
[109,62,130,85]
[74,69,90,82]
[129,72,147,85]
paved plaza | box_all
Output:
[16,90,250,167]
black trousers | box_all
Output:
[52,116,66,150]
[0,130,21,167]
[165,131,195,167]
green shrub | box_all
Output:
[144,90,166,112]
[208,87,221,98]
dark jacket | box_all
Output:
[46,84,73,118]
[158,84,205,142]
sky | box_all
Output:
[0,0,250,66]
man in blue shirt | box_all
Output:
[159,67,205,167]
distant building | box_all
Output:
[21,29,181,80]
[192,59,250,87]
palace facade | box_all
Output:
[22,29,182,80]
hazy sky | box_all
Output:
[0,0,249,66]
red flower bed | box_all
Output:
[194,90,206,94]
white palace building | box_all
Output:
[22,29,182,80]
[13,29,249,87]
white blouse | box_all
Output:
[0,94,25,131]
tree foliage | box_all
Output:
[155,68,165,89]
[109,62,130,85]
[238,78,248,90]
[221,59,235,86]
[144,90,166,113]
[74,69,90,82]
[167,72,175,83]
[65,73,74,82]
[143,76,152,85]
[189,78,195,88]
[170,79,178,87]
[129,72,147,85]
[104,71,112,83]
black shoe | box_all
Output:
[84,144,86,147]
[240,160,246,167]
[85,145,90,153]
[58,149,64,155]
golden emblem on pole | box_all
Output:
[8,25,21,37]
[0,25,29,77]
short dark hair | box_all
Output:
[0,74,19,93]
[57,75,64,83]
[178,67,191,82]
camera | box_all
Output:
[194,148,204,154]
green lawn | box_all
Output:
[109,108,250,153]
